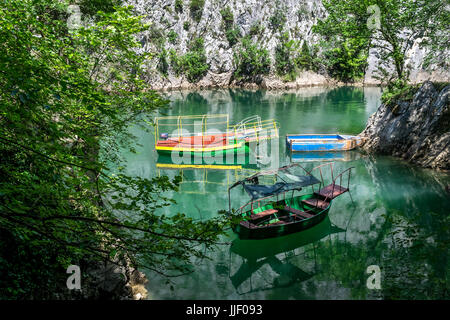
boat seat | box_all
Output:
[249,209,278,220]
[315,183,348,200]
[301,198,330,209]
[284,206,314,219]
[239,220,257,229]
[265,220,285,227]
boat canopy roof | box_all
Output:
[229,164,320,201]
[242,176,320,200]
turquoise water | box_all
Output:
[121,86,450,299]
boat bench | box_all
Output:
[284,206,314,219]
[249,209,278,220]
[239,220,257,229]
[301,198,330,209]
[240,219,283,229]
[265,220,285,227]
[315,183,348,200]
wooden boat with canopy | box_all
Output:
[227,163,354,239]
[154,114,279,157]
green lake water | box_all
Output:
[121,86,450,300]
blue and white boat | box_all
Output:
[286,134,363,152]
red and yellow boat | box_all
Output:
[154,115,278,157]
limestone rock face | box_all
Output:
[128,0,329,89]
[261,71,331,89]
[125,0,448,89]
[65,261,149,300]
[360,81,450,170]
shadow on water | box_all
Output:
[228,215,348,295]
[289,150,362,163]
[361,155,450,220]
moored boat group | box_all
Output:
[154,113,361,240]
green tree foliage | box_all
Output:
[181,37,209,82]
[269,8,286,32]
[323,38,368,82]
[78,0,122,17]
[189,0,205,23]
[158,48,169,76]
[169,38,209,82]
[274,32,299,81]
[380,78,418,106]
[169,49,183,76]
[0,0,226,299]
[220,7,240,47]
[233,37,271,83]
[174,0,183,13]
[183,21,190,31]
[274,33,320,81]
[220,7,234,29]
[148,25,166,48]
[296,41,314,71]
[249,21,262,37]
[314,0,448,85]
[226,28,241,47]
[167,29,178,44]
[297,5,309,21]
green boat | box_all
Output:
[227,163,354,240]
[155,139,250,158]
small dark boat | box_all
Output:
[227,163,353,239]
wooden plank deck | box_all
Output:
[239,220,257,229]
[250,209,278,220]
[301,198,330,209]
[284,206,314,219]
[265,220,285,227]
[315,183,348,200]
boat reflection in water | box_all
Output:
[289,150,362,163]
[155,154,262,195]
[228,215,346,294]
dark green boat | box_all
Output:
[228,163,353,240]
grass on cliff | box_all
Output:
[382,81,449,118]
[382,81,449,105]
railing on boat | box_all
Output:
[155,114,279,145]
[303,162,354,208]
[231,162,354,216]
[232,115,262,132]
[155,114,230,142]
[230,118,279,143]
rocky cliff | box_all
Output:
[126,0,448,90]
[360,81,449,170]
